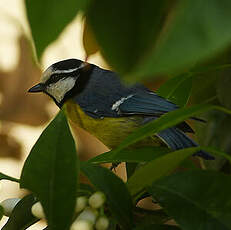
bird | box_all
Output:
[28,58,214,160]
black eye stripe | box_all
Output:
[45,69,80,86]
[45,74,64,85]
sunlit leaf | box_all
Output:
[20,111,78,230]
[88,147,171,164]
[127,147,199,198]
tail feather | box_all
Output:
[157,127,214,160]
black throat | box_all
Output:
[57,64,94,108]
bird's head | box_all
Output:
[28,59,92,107]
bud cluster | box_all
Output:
[71,191,109,230]
[30,191,109,230]
[0,197,21,216]
[0,184,110,230]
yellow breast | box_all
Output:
[64,100,164,149]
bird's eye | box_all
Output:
[49,74,57,82]
[46,74,63,85]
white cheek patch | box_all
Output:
[46,78,76,103]
[41,66,53,83]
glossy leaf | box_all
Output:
[20,111,78,230]
[83,19,100,57]
[195,112,231,171]
[134,224,180,230]
[131,0,231,80]
[157,73,192,107]
[191,73,218,105]
[77,183,95,196]
[88,147,171,164]
[202,146,231,164]
[217,74,231,109]
[81,162,133,230]
[148,171,231,230]
[2,194,38,230]
[25,0,86,59]
[86,0,170,73]
[126,163,138,179]
[134,207,171,225]
[0,172,19,183]
[0,206,3,221]
[113,104,231,154]
[127,147,199,198]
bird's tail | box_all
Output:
[157,127,214,160]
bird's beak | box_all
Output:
[28,83,44,93]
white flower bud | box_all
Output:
[71,219,93,230]
[31,202,45,219]
[95,216,109,230]
[75,196,87,213]
[88,192,106,209]
[77,207,98,224]
[0,198,21,216]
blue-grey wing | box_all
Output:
[117,92,193,133]
[157,127,214,160]
[118,92,178,116]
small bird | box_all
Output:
[28,59,213,160]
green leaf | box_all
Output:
[202,146,231,164]
[217,73,231,109]
[20,111,78,230]
[130,0,231,80]
[25,0,85,59]
[148,170,231,230]
[86,1,170,74]
[157,73,192,107]
[191,73,218,104]
[77,183,95,197]
[0,172,19,183]
[2,194,38,230]
[134,224,181,230]
[0,206,4,221]
[126,163,138,179]
[134,207,171,225]
[113,104,231,154]
[88,147,171,164]
[127,147,199,198]
[81,162,133,230]
[191,63,231,74]
[195,111,231,171]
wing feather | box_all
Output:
[118,92,178,115]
